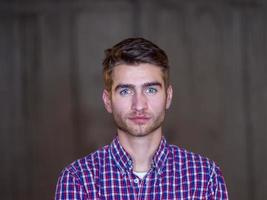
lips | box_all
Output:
[128,116,151,124]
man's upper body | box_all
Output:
[55,38,228,199]
[55,136,228,199]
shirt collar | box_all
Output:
[110,136,169,175]
[110,137,133,174]
[151,137,169,174]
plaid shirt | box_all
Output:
[55,137,228,199]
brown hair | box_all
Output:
[103,37,170,92]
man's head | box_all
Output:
[102,38,173,138]
[103,37,170,92]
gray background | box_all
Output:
[1,0,267,199]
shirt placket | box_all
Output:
[135,168,154,200]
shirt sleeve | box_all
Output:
[207,162,229,200]
[55,168,88,200]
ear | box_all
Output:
[102,89,112,113]
[166,85,173,109]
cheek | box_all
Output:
[112,98,131,112]
[148,97,166,110]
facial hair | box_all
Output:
[112,109,166,137]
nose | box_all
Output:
[131,92,148,111]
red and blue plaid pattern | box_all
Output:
[55,137,228,199]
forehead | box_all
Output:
[111,63,164,87]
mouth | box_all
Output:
[128,116,151,124]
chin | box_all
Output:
[126,126,160,138]
[116,119,163,137]
[129,132,150,137]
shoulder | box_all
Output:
[59,144,110,181]
[55,145,110,199]
[168,144,220,174]
[166,144,228,198]
[168,144,227,187]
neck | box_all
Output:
[117,129,162,172]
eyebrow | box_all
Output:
[143,81,162,88]
[114,84,135,92]
[114,81,162,92]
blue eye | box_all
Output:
[145,87,157,95]
[119,88,133,96]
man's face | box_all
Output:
[103,63,172,137]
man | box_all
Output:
[55,38,228,199]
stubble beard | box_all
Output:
[112,110,166,137]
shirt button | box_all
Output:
[134,178,139,184]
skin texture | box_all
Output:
[102,63,173,171]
